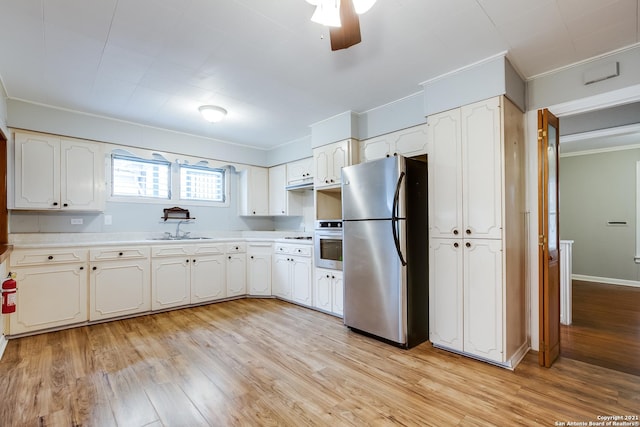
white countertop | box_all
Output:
[9,231,314,249]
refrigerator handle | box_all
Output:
[392,172,407,266]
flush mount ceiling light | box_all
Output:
[199,105,227,123]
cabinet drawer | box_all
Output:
[151,245,191,258]
[226,242,246,253]
[274,244,311,257]
[193,243,225,256]
[247,242,273,255]
[10,248,88,266]
[91,246,150,261]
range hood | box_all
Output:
[285,179,314,191]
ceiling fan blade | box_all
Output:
[329,0,361,51]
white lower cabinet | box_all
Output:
[248,243,272,296]
[272,243,312,305]
[226,243,247,297]
[429,238,506,363]
[313,268,343,317]
[152,243,227,310]
[89,246,151,321]
[191,254,226,303]
[8,248,89,335]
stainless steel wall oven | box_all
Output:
[314,220,343,270]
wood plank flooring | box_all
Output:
[1,298,638,427]
[561,280,640,376]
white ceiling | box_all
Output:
[0,0,638,150]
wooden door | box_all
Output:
[538,108,561,367]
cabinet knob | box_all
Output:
[193,259,196,263]
[228,256,232,260]
[386,154,390,157]
[325,179,329,183]
[63,203,68,207]
[454,242,459,248]
[465,242,471,248]
[281,210,285,214]
[326,274,330,278]
[252,211,256,215]
[250,256,254,259]
[466,229,471,235]
[186,259,190,263]
[453,230,459,235]
[92,266,97,271]
[118,252,123,256]
[393,152,398,156]
[52,202,58,206]
[330,179,334,183]
[48,255,54,260]
[235,246,239,250]
[79,266,84,270]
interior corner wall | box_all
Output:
[559,148,640,283]
[6,99,268,166]
[527,44,640,111]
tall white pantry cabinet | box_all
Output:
[427,96,528,369]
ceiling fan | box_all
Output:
[306,0,377,51]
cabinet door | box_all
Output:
[250,167,269,215]
[286,157,313,183]
[328,140,349,185]
[331,270,344,316]
[463,239,503,362]
[361,138,392,162]
[248,254,272,296]
[314,146,331,188]
[428,239,463,351]
[60,139,104,211]
[291,257,312,306]
[314,268,333,312]
[151,258,191,310]
[394,125,428,158]
[226,254,247,297]
[90,259,150,321]
[461,97,502,239]
[268,165,287,216]
[9,264,88,334]
[191,254,226,303]
[272,254,291,299]
[14,132,60,209]
[427,109,462,239]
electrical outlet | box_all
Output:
[70,218,83,225]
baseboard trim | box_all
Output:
[572,274,640,288]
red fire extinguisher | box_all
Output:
[1,272,17,314]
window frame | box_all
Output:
[178,163,227,204]
[110,154,171,200]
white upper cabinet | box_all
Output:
[427,98,502,240]
[269,164,303,216]
[238,166,269,216]
[14,131,105,211]
[269,164,287,216]
[361,124,428,162]
[286,157,313,185]
[313,139,358,189]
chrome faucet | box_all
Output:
[175,220,190,239]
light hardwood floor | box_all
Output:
[1,298,638,427]
[561,280,640,376]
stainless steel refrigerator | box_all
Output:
[341,155,428,348]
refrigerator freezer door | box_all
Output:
[343,219,407,344]
[342,156,405,221]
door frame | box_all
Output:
[527,83,640,356]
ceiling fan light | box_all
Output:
[353,0,376,14]
[199,105,227,123]
[310,1,341,27]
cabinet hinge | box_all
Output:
[537,129,547,141]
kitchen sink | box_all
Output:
[150,236,214,241]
